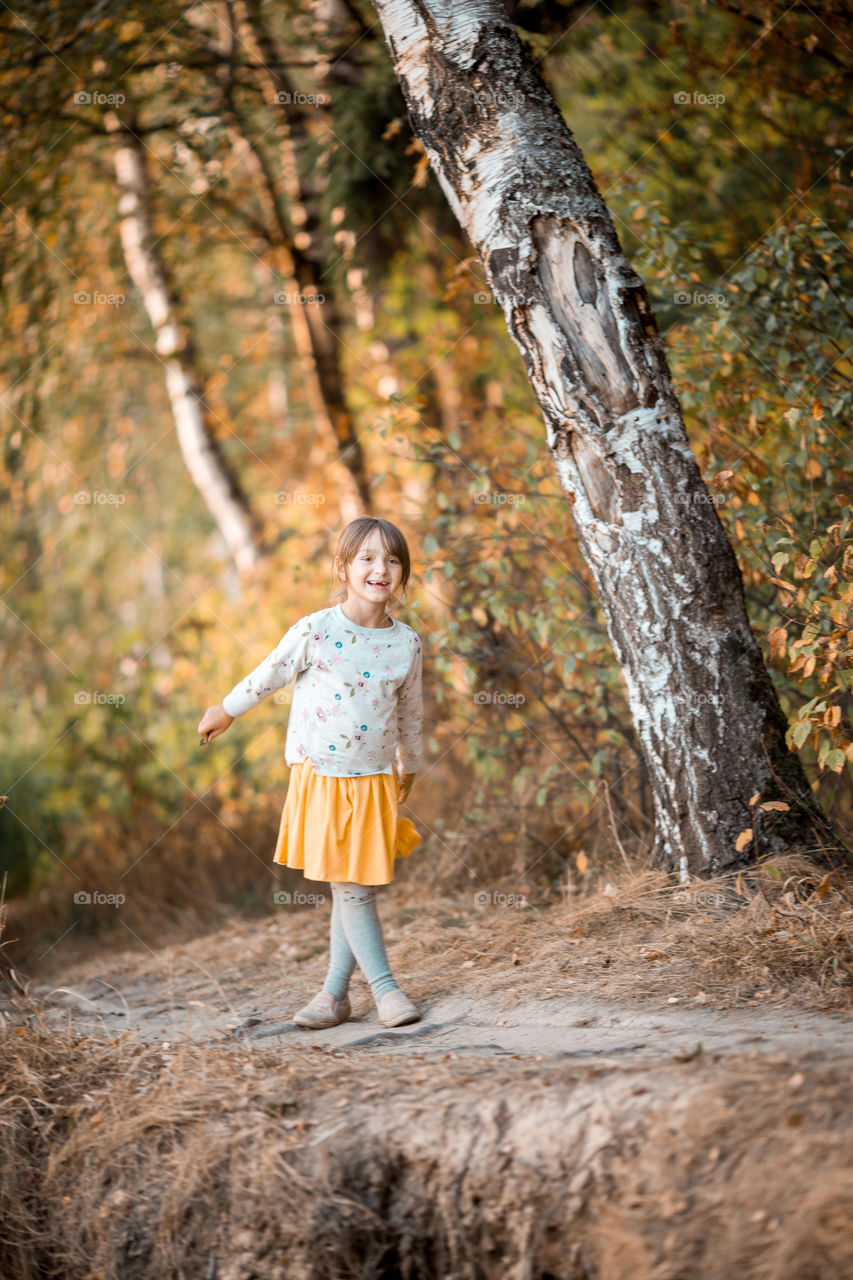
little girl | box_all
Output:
[197,516,424,1030]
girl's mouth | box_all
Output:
[368,581,389,589]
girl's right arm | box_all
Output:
[199,618,315,742]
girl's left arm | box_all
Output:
[394,639,424,781]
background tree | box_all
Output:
[107,107,267,574]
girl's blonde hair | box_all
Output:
[329,517,412,614]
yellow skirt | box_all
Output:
[273,761,422,886]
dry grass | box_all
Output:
[14,846,851,1021]
[382,848,853,1014]
[4,840,853,1278]
[1,794,293,976]
[2,1002,853,1280]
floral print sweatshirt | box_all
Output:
[221,604,424,778]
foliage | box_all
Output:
[1,0,852,931]
[622,196,853,803]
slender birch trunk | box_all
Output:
[106,113,266,576]
[370,0,841,877]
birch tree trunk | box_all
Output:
[370,0,841,877]
[106,113,266,576]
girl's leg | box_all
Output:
[330,881,399,1002]
[292,887,353,1028]
[322,885,357,1000]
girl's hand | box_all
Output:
[198,704,233,745]
[397,771,418,804]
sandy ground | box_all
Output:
[24,896,853,1066]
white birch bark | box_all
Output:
[370,0,838,875]
[106,114,265,576]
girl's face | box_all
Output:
[338,532,404,609]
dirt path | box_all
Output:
[28,894,853,1065]
[36,966,853,1066]
[8,884,853,1280]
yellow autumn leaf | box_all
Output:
[576,850,588,874]
[759,801,790,812]
[814,873,832,900]
[767,626,787,658]
[812,400,825,420]
[735,828,754,852]
[748,792,760,806]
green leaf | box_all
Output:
[792,720,811,748]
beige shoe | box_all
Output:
[378,988,420,1028]
[292,989,351,1029]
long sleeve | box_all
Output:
[222,619,315,718]
[394,640,424,775]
